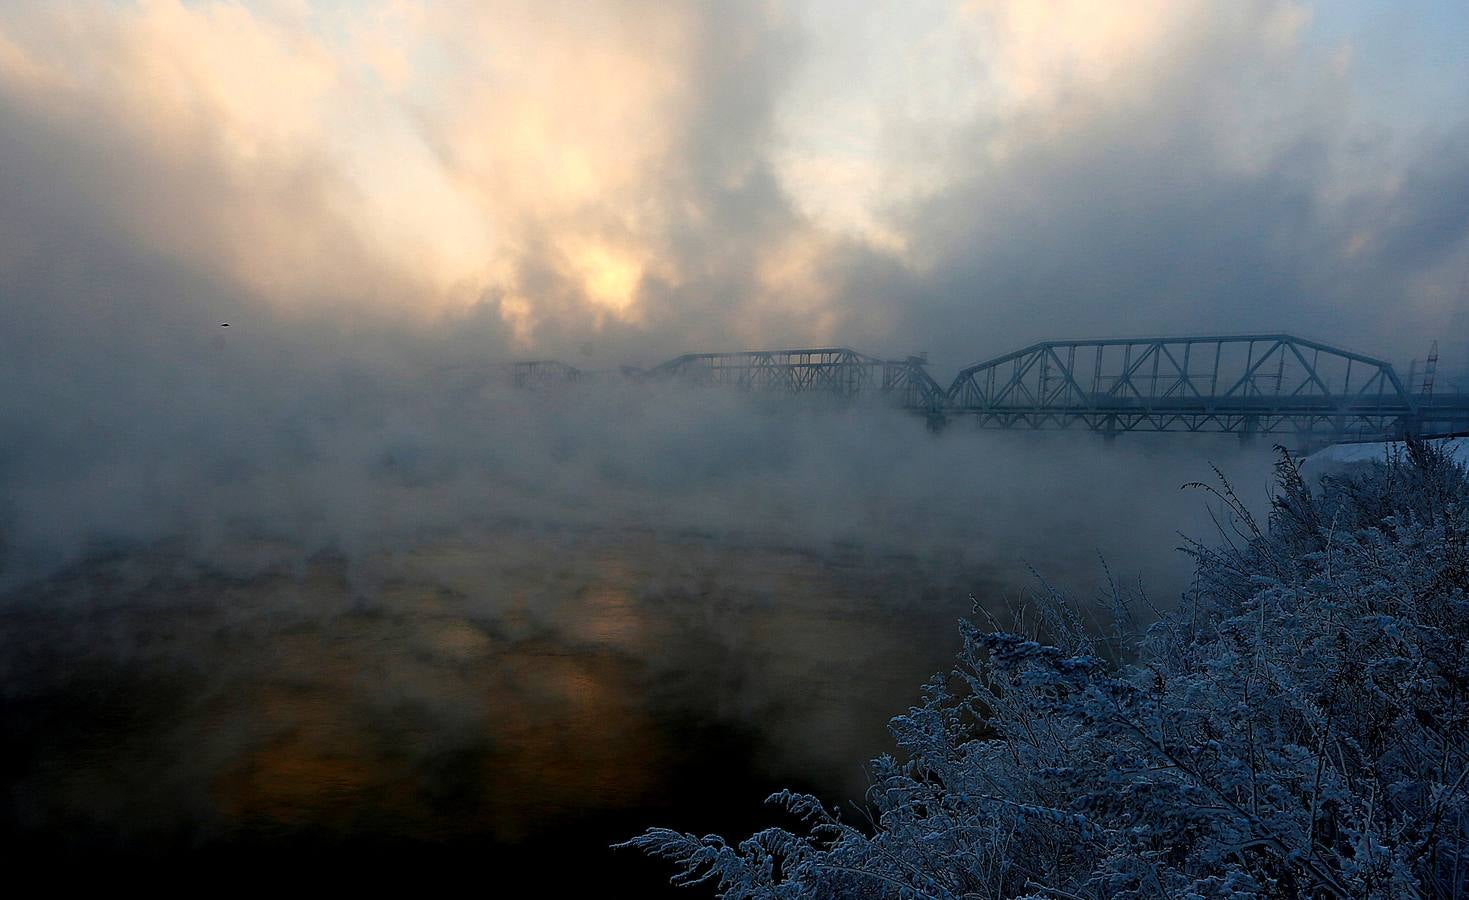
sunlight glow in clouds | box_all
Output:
[0,1,1466,364]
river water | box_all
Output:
[2,524,1004,891]
[1,395,1272,891]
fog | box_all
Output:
[1,282,1279,883]
[1,302,1273,596]
[2,0,1465,889]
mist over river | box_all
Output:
[0,388,1274,892]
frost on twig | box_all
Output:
[621,441,1469,898]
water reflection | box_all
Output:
[1,527,991,887]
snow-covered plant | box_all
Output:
[620,441,1469,898]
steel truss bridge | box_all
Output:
[492,334,1469,444]
[650,348,948,411]
[945,335,1466,442]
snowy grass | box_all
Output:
[622,440,1469,898]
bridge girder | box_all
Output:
[650,348,942,409]
[945,334,1439,441]
[492,334,1469,442]
[504,359,584,389]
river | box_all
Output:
[2,524,1005,891]
[1,413,1271,891]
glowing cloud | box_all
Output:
[0,0,1465,364]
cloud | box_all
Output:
[0,0,858,361]
[775,1,1469,367]
[3,2,1466,370]
[0,0,1467,586]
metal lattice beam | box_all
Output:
[651,348,941,407]
[491,334,1469,442]
[504,360,584,389]
[945,335,1431,440]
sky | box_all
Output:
[1,0,1466,376]
[1,1,1467,582]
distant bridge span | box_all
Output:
[946,334,1442,442]
[649,348,948,412]
[494,333,1469,444]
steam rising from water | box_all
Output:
[2,357,1272,887]
[2,367,1271,595]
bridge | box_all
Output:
[649,348,948,413]
[495,334,1469,444]
[945,335,1442,442]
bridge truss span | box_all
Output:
[652,348,943,410]
[505,359,584,389]
[490,334,1466,444]
[946,334,1422,440]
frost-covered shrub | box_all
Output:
[622,441,1469,898]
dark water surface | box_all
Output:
[1,524,998,891]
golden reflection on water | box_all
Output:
[9,528,981,849]
[206,542,674,841]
